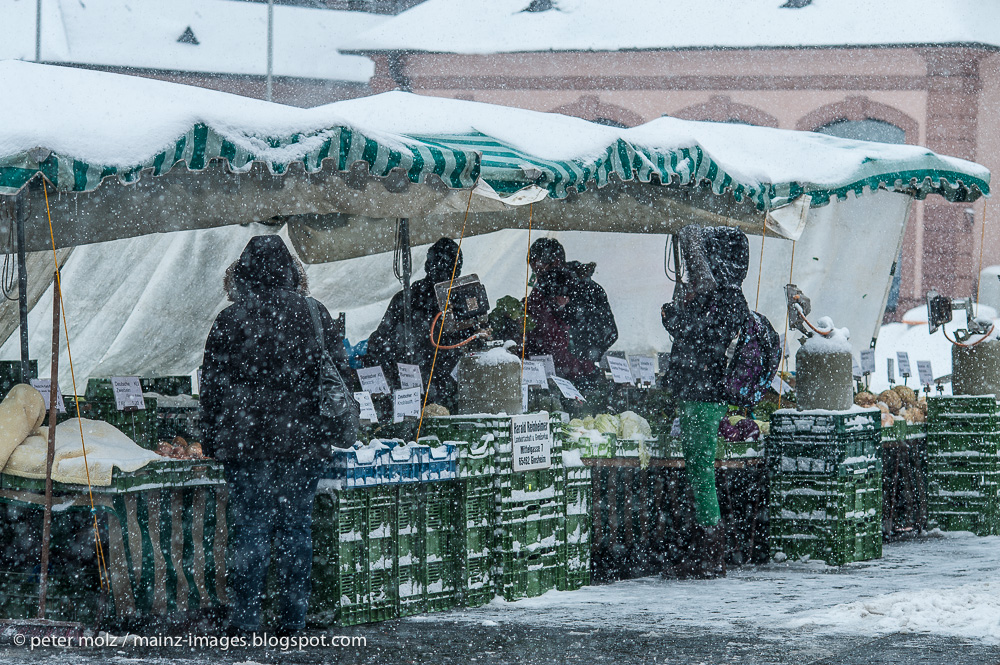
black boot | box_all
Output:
[665,523,726,579]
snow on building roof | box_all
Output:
[343,0,1000,55]
[0,0,386,82]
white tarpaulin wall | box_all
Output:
[0,189,908,386]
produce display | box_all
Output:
[856,385,927,427]
[155,435,207,460]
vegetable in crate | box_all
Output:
[618,410,652,440]
[593,413,620,435]
[854,391,878,408]
[717,414,760,442]
[878,390,903,414]
[892,385,918,408]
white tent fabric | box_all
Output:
[0,189,908,386]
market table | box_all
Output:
[584,456,768,582]
[0,459,227,626]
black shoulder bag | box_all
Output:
[305,298,360,449]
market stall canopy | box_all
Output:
[288,91,989,262]
[0,60,483,252]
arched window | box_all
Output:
[816,118,906,311]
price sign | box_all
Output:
[628,356,656,385]
[606,356,634,384]
[916,360,934,387]
[110,376,146,411]
[860,350,876,375]
[520,360,548,387]
[896,352,912,377]
[530,355,557,379]
[771,373,792,395]
[357,366,391,395]
[353,391,378,423]
[887,357,895,384]
[522,384,529,413]
[511,412,552,471]
[550,376,585,402]
[852,355,862,379]
[392,387,421,423]
[30,379,66,413]
[397,363,424,393]
[450,362,461,381]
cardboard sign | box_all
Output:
[357,366,391,395]
[397,363,424,393]
[896,352,912,377]
[606,355,634,384]
[110,376,146,411]
[520,360,548,387]
[860,349,876,375]
[30,379,65,413]
[550,376,586,402]
[628,355,656,385]
[511,412,552,471]
[522,384,529,413]
[353,391,378,423]
[887,357,895,384]
[393,387,421,423]
[916,360,934,387]
[530,354,557,379]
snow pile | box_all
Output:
[788,582,1000,643]
[474,345,521,366]
[800,318,851,354]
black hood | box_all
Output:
[425,237,462,283]
[702,227,749,287]
[231,235,300,296]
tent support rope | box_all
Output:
[416,186,475,440]
[42,182,110,590]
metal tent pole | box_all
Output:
[265,0,274,102]
[399,218,414,361]
[15,192,30,383]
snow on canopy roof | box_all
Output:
[0,65,988,208]
[0,61,480,195]
[329,92,990,208]
[0,0,383,82]
[344,0,1000,54]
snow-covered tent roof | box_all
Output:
[344,0,1000,54]
[0,63,988,256]
[1,0,383,82]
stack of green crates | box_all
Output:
[311,487,370,626]
[925,396,1000,536]
[767,409,883,565]
[559,461,592,590]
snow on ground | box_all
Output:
[435,532,1000,644]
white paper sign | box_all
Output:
[860,350,876,375]
[771,373,792,396]
[511,412,552,471]
[353,391,379,423]
[530,354,557,379]
[357,366,391,395]
[520,360,548,387]
[606,356,635,384]
[110,376,146,411]
[628,355,656,385]
[917,360,934,387]
[852,355,862,379]
[450,362,461,381]
[887,357,895,384]
[522,384,529,413]
[393,387,421,423]
[397,363,424,393]
[550,376,586,402]
[896,352,912,377]
[30,379,66,413]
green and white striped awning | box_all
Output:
[411,129,989,212]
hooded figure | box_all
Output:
[201,235,348,634]
[660,225,750,580]
[367,237,465,407]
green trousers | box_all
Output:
[679,400,728,527]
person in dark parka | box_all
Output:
[660,225,751,579]
[201,235,346,634]
[367,237,465,408]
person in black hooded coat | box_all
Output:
[660,225,751,579]
[367,237,465,408]
[201,235,348,634]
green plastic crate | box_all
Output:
[770,522,882,566]
[557,542,591,591]
[426,559,458,612]
[367,488,397,623]
[311,490,370,626]
[770,470,882,523]
[396,485,426,617]
[72,397,159,450]
[927,395,998,418]
[459,555,494,607]
[770,409,881,437]
[499,551,559,601]
[455,478,496,607]
[140,375,193,396]
[422,417,499,478]
[926,433,1000,455]
[500,504,562,556]
[0,360,37,400]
